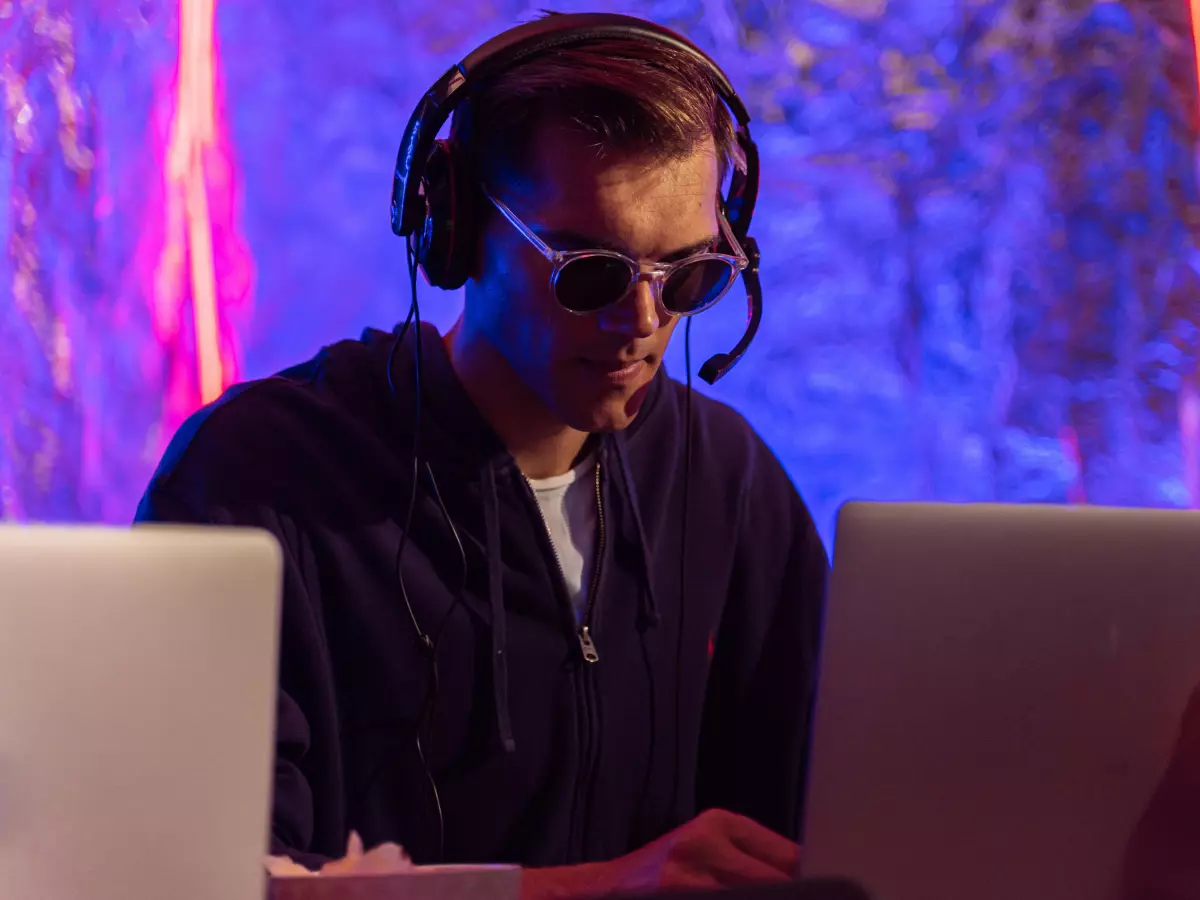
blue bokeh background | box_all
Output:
[4,0,1200,545]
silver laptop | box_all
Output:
[802,502,1200,900]
[0,525,282,900]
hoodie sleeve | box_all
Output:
[694,444,829,843]
[135,472,337,872]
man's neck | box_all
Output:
[444,321,590,480]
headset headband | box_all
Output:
[391,12,756,240]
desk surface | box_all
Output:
[267,875,871,900]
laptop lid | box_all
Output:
[0,525,282,900]
[802,503,1200,900]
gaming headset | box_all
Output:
[389,11,764,384]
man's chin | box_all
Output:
[558,372,655,433]
[623,379,653,419]
[564,396,645,434]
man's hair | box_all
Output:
[450,28,743,192]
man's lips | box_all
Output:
[581,358,650,385]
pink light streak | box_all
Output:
[1059,424,1088,504]
[1191,0,1200,122]
[171,0,224,404]
[1181,377,1200,507]
[148,0,251,434]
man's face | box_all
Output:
[465,126,722,434]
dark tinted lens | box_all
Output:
[661,259,738,314]
[554,256,634,313]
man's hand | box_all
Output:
[521,809,799,899]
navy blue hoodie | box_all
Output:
[135,323,828,868]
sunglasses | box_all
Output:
[483,188,750,317]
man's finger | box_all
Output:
[705,844,795,887]
[721,812,800,875]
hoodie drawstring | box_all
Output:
[611,438,663,633]
[482,463,517,754]
[612,435,666,846]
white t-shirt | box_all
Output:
[527,455,598,623]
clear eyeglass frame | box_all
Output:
[482,187,750,317]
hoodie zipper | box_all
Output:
[577,462,605,662]
[575,461,606,858]
[522,457,606,862]
[524,460,607,661]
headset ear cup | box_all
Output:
[446,143,478,285]
[724,128,759,241]
[723,169,747,240]
[416,140,474,290]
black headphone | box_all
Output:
[389,12,764,384]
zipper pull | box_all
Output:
[578,625,600,663]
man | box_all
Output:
[137,13,828,895]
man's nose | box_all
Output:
[598,276,660,338]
